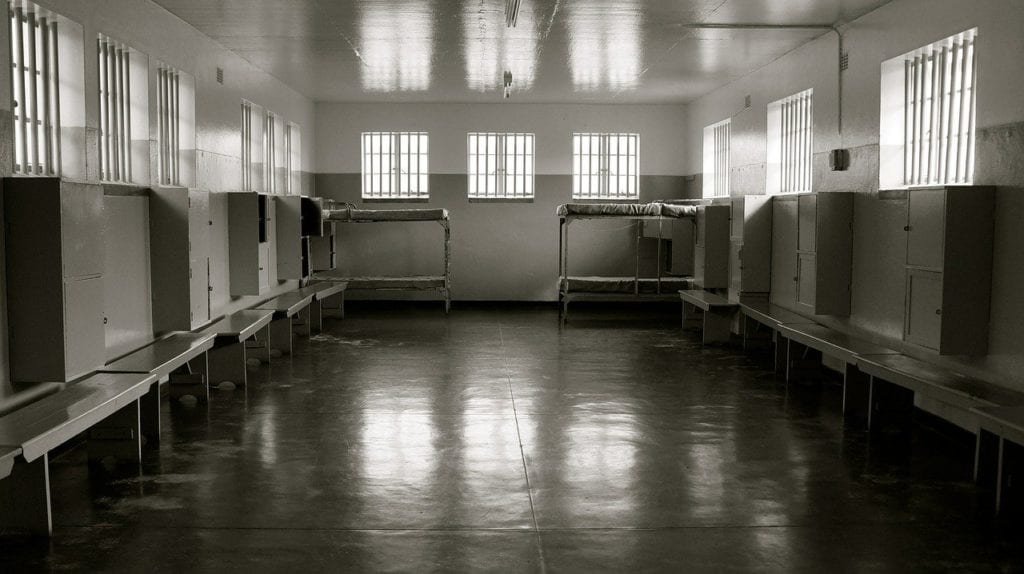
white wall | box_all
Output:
[683,0,1024,390]
[316,103,689,176]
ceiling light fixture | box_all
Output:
[505,0,521,28]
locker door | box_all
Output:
[797,194,817,253]
[61,185,105,278]
[907,189,946,269]
[695,208,707,247]
[64,276,105,379]
[905,269,943,350]
[259,243,271,292]
[189,191,211,328]
[771,199,798,308]
[730,197,744,240]
[796,253,817,311]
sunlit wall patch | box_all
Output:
[568,1,642,92]
[359,1,434,92]
[463,0,537,94]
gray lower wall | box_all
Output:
[315,174,695,301]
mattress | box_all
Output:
[556,202,697,219]
[319,276,447,290]
[324,207,449,222]
[562,276,694,294]
[557,203,661,218]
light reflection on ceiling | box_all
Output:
[567,0,642,92]
[463,0,538,93]
[151,0,897,103]
[359,1,434,92]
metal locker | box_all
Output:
[770,198,798,308]
[730,197,744,240]
[63,276,106,380]
[905,269,943,350]
[906,189,946,269]
[797,194,817,253]
[796,253,817,311]
[228,192,263,296]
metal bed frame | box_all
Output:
[558,203,698,322]
[318,202,451,313]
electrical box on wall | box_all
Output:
[829,149,849,171]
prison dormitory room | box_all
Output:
[2,0,1024,573]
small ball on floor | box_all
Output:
[178,394,198,407]
[217,381,237,391]
[269,349,283,359]
[245,358,262,368]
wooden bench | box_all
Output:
[0,383,65,417]
[101,332,215,420]
[294,281,348,333]
[196,310,274,388]
[306,280,348,323]
[973,406,1024,515]
[0,372,159,535]
[254,292,315,357]
[679,290,738,344]
[738,297,816,370]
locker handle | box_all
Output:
[904,226,911,232]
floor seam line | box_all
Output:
[499,322,548,573]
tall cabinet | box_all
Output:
[149,187,211,332]
[228,192,273,295]
[4,178,106,382]
[902,186,995,355]
[728,195,772,300]
[693,204,730,289]
[771,192,853,316]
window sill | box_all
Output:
[361,197,430,204]
[468,197,534,204]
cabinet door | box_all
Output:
[730,198,744,240]
[189,191,211,328]
[694,245,707,287]
[797,194,817,253]
[64,276,105,379]
[695,208,707,247]
[61,185,105,278]
[259,243,271,292]
[729,241,742,297]
[796,253,817,311]
[771,199,798,307]
[905,269,943,350]
[907,189,946,269]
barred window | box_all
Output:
[240,99,262,191]
[157,65,180,185]
[703,119,730,198]
[361,132,429,200]
[767,89,813,195]
[467,132,534,200]
[903,29,977,186]
[97,35,135,182]
[572,133,639,200]
[285,122,301,195]
[10,1,61,175]
[263,110,277,194]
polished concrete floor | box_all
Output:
[4,304,1024,572]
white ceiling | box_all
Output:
[151,0,893,104]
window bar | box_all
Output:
[944,42,959,184]
[964,38,977,184]
[173,70,180,184]
[955,39,970,183]
[26,9,38,173]
[915,54,926,186]
[124,48,132,182]
[98,40,107,179]
[933,47,946,184]
[38,16,50,173]
[12,7,23,172]
[801,95,808,191]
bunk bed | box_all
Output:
[557,201,699,322]
[316,203,451,313]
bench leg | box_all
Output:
[322,292,345,320]
[310,300,323,333]
[170,355,209,404]
[869,375,915,434]
[0,454,51,536]
[292,306,313,338]
[785,340,822,383]
[140,381,162,444]
[246,325,272,364]
[773,333,787,374]
[702,309,732,344]
[208,342,247,389]
[843,364,872,425]
[268,317,293,357]
[681,303,702,332]
[88,400,142,468]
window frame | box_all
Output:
[467,132,535,201]
[360,131,430,201]
[703,118,731,199]
[766,89,813,195]
[571,132,640,201]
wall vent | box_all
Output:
[744,95,751,109]
[216,67,224,84]
[839,51,849,71]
